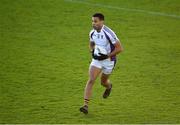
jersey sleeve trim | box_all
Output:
[103,26,119,42]
[89,30,95,42]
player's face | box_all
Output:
[92,17,104,31]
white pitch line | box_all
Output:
[65,0,180,19]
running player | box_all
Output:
[80,13,123,114]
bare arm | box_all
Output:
[108,40,123,57]
[89,42,95,52]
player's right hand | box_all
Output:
[92,50,108,60]
[91,49,97,59]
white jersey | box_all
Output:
[89,25,119,61]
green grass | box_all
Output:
[0,0,180,124]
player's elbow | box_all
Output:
[120,46,124,52]
[115,41,123,54]
[117,46,123,53]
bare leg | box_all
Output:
[84,66,101,106]
[101,73,111,89]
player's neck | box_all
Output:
[97,29,101,32]
[96,25,104,32]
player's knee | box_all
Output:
[88,78,95,84]
[101,79,107,85]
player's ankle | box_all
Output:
[107,84,112,89]
[81,104,88,107]
[84,98,90,106]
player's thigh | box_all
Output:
[89,65,101,81]
[101,73,110,83]
[102,60,115,75]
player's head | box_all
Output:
[92,13,104,31]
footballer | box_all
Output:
[80,13,123,114]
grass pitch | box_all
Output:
[0,0,180,124]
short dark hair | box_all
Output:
[92,13,104,20]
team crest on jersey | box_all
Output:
[96,34,104,39]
